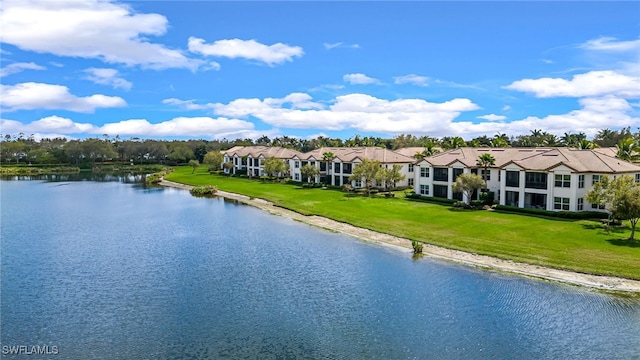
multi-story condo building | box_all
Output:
[298,147,416,187]
[222,146,302,177]
[415,147,640,212]
[222,145,640,212]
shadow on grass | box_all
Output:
[581,222,627,234]
[606,239,640,248]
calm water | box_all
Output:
[1,179,639,359]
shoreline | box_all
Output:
[160,179,640,293]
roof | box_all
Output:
[223,146,302,159]
[393,147,443,158]
[303,147,415,163]
[511,148,640,173]
[423,147,552,167]
[422,147,640,174]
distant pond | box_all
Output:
[2,178,639,359]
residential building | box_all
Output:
[222,146,302,177]
[414,147,640,212]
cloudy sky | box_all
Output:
[1,0,638,141]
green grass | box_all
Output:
[166,166,640,280]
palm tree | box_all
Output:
[441,136,465,150]
[476,153,496,190]
[616,137,639,161]
[322,151,335,185]
[575,139,599,150]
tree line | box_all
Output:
[1,126,639,166]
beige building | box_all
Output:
[415,147,640,211]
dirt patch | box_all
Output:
[160,179,640,293]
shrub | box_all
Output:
[189,185,218,197]
[411,240,423,254]
[480,191,495,205]
[342,184,353,192]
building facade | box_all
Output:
[414,147,640,212]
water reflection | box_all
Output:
[1,172,147,183]
[1,180,639,359]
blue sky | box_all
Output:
[1,1,638,141]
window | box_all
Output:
[506,171,520,187]
[294,161,300,168]
[433,184,448,198]
[591,203,606,210]
[505,191,519,207]
[420,184,429,195]
[420,167,430,178]
[433,167,448,181]
[577,198,584,211]
[354,180,362,188]
[408,178,414,187]
[554,174,570,188]
[481,169,491,181]
[342,176,350,185]
[453,168,463,181]
[408,164,414,173]
[294,173,300,181]
[578,175,585,188]
[636,174,640,183]
[592,174,602,185]
[343,163,352,174]
[554,197,570,211]
[525,172,548,189]
[334,162,341,173]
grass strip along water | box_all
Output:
[164,166,640,282]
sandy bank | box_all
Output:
[160,179,640,293]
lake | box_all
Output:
[1,178,639,359]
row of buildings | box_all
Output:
[222,145,640,212]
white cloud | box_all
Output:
[0,62,46,77]
[433,79,484,91]
[1,115,259,139]
[343,73,380,85]
[97,116,256,137]
[0,0,202,70]
[1,82,126,113]
[83,68,132,90]
[504,70,640,98]
[0,116,97,134]
[580,37,640,52]
[394,74,429,87]
[187,37,303,66]
[324,42,360,50]
[211,92,480,133]
[477,114,506,122]
[502,105,511,111]
[162,98,211,111]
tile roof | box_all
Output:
[422,147,640,174]
[223,146,302,159]
[303,147,415,163]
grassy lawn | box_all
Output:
[165,166,640,280]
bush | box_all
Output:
[494,205,609,219]
[480,191,495,205]
[342,184,353,192]
[411,240,424,254]
[189,185,218,197]
[406,195,457,205]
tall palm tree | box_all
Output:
[322,151,335,185]
[476,153,496,190]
